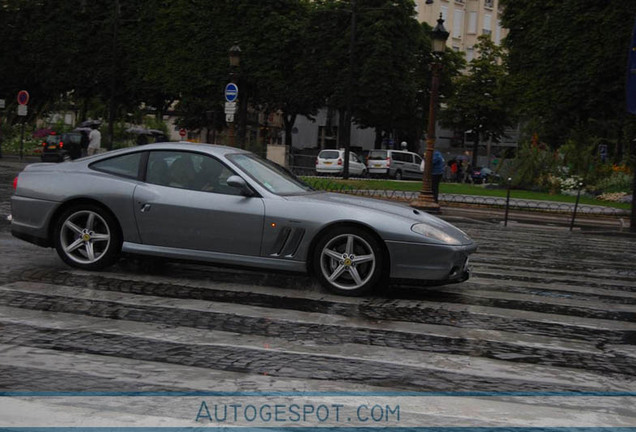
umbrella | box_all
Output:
[32,128,54,138]
[126,126,150,135]
[79,119,102,128]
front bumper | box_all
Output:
[385,239,477,282]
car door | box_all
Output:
[349,152,364,175]
[133,150,265,256]
[412,154,424,179]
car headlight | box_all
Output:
[411,223,462,245]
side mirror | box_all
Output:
[226,175,254,197]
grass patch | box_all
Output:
[301,177,631,211]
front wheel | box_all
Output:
[313,226,385,296]
[395,170,403,180]
[54,204,122,270]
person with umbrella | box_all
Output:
[87,122,102,156]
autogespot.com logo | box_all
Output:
[195,400,401,425]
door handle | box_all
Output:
[140,203,151,213]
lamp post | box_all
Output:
[228,43,241,147]
[411,15,449,213]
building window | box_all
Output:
[453,9,464,38]
[440,5,448,20]
[468,11,477,34]
[484,0,494,9]
[483,13,492,35]
[455,0,464,4]
[466,46,474,62]
[495,19,502,44]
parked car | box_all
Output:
[315,149,367,177]
[11,143,476,296]
[40,132,84,162]
[471,167,500,184]
[366,149,423,180]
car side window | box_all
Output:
[91,152,142,179]
[146,151,240,195]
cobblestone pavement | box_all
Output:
[1,158,636,426]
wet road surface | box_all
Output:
[1,159,636,426]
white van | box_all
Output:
[366,149,423,180]
[315,149,367,176]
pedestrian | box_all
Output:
[79,130,89,157]
[87,124,102,156]
[449,159,459,182]
[432,150,444,203]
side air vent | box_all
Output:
[269,227,305,258]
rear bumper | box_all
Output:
[386,239,477,282]
[10,195,58,247]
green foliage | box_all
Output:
[440,35,513,166]
[500,0,636,153]
[509,140,562,191]
[593,171,633,194]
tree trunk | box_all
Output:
[471,134,479,168]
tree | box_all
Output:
[441,35,512,168]
[501,0,636,158]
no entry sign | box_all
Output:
[17,90,29,105]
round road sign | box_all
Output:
[17,90,29,105]
[179,128,187,138]
[225,83,238,102]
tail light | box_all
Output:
[386,157,391,167]
[42,142,46,147]
[59,141,64,148]
[337,158,342,166]
[13,176,18,190]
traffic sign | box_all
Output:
[226,114,235,123]
[17,105,27,116]
[225,83,238,102]
[179,128,187,138]
[224,101,237,115]
[17,90,29,105]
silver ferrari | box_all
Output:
[11,143,477,296]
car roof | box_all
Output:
[102,142,252,158]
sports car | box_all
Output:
[11,143,477,296]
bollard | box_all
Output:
[569,182,583,231]
[503,177,512,227]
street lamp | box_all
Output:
[227,43,241,147]
[411,14,449,213]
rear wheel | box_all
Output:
[54,204,122,270]
[313,226,385,296]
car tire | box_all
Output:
[53,204,122,270]
[313,226,385,296]
[395,170,403,180]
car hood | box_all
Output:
[285,192,474,245]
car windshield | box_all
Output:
[227,153,313,196]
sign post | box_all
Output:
[224,83,239,147]
[0,98,4,158]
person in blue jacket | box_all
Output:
[432,150,445,203]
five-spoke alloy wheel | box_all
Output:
[54,204,122,270]
[314,226,385,296]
